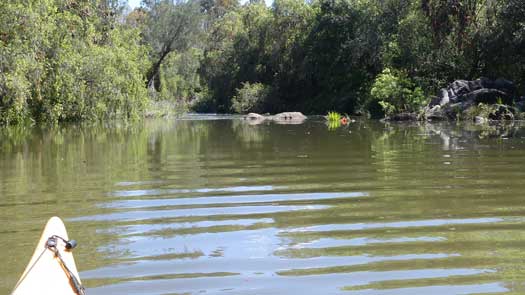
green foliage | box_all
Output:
[145,100,186,118]
[300,0,382,113]
[463,103,496,121]
[326,111,353,130]
[199,0,315,113]
[3,0,525,124]
[462,103,516,121]
[159,48,204,104]
[142,0,204,91]
[231,82,271,114]
[326,111,341,122]
[192,0,525,116]
[326,120,341,130]
[370,68,427,116]
[480,0,525,93]
[0,0,148,125]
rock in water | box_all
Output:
[271,112,307,122]
[245,113,266,120]
[242,112,307,124]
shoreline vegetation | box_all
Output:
[1,0,524,126]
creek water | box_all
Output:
[2,116,525,294]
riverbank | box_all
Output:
[2,1,524,126]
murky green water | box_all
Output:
[2,116,525,294]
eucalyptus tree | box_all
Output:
[198,9,244,111]
[142,0,204,91]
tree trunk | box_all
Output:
[146,49,171,91]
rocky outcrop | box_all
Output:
[243,112,307,124]
[424,78,518,121]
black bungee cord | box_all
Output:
[46,235,86,295]
[12,235,85,295]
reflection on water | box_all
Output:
[3,118,525,294]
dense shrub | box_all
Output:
[231,82,271,114]
[370,68,427,116]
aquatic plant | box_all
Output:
[327,120,341,130]
[326,111,342,122]
[326,111,353,130]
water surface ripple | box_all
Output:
[2,118,525,294]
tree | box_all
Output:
[481,0,525,92]
[199,3,272,112]
[0,0,148,124]
[142,0,204,91]
[299,0,382,113]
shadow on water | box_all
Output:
[2,118,525,294]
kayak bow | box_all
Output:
[11,216,85,295]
